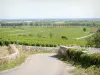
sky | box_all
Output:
[0,0,100,19]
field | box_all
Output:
[0,26,96,46]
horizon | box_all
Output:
[1,18,100,19]
[3,18,100,20]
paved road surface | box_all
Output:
[0,53,75,75]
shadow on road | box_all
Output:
[50,54,60,59]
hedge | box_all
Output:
[80,53,100,66]
[66,49,83,62]
[0,39,57,47]
[61,48,100,66]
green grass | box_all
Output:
[73,65,100,75]
[0,26,96,46]
[0,26,92,37]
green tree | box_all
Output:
[49,33,53,38]
[83,28,86,32]
[86,29,100,48]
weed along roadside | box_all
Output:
[57,46,100,75]
[0,44,19,60]
[0,44,56,72]
[0,44,20,71]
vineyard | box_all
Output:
[0,26,95,47]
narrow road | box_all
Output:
[0,53,75,75]
[76,33,94,40]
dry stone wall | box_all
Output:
[22,45,59,51]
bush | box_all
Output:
[66,49,83,61]
[41,44,45,47]
[10,41,14,44]
[59,48,100,66]
[80,53,100,66]
[83,27,86,32]
[36,43,40,46]
[86,30,100,48]
[32,43,35,46]
[0,40,4,46]
[54,44,57,47]
[80,54,91,66]
[49,44,53,47]
[61,36,68,40]
[4,41,9,46]
[24,42,29,45]
[46,44,49,47]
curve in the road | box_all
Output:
[0,53,75,75]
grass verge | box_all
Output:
[73,65,100,75]
[0,45,54,71]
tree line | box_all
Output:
[0,21,100,27]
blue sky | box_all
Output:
[0,0,100,19]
